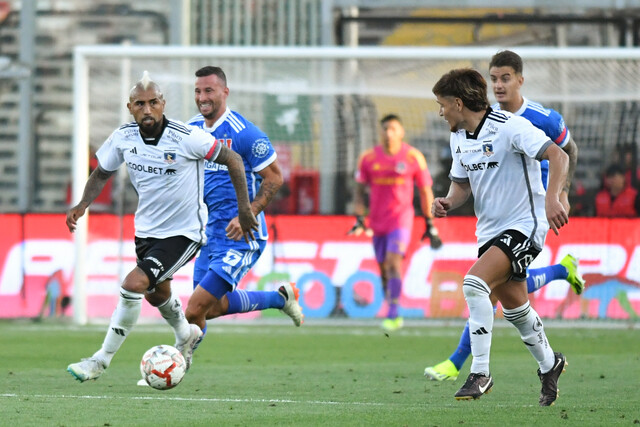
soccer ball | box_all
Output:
[140,345,186,390]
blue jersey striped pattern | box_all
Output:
[188,108,276,241]
[493,97,570,189]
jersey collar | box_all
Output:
[465,107,492,140]
[140,116,169,146]
[203,107,231,133]
[513,97,529,117]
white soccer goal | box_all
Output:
[72,45,640,324]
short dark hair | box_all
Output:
[432,68,489,112]
[605,163,625,177]
[195,66,227,86]
[380,114,402,126]
[489,50,523,74]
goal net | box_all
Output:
[72,45,640,323]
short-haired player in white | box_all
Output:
[66,71,258,383]
[432,68,569,406]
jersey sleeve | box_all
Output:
[184,126,221,161]
[448,134,468,182]
[235,125,276,172]
[544,108,571,148]
[95,131,124,172]
[409,148,433,187]
[509,116,553,160]
[355,150,371,184]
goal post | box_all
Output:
[72,45,640,324]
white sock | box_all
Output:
[93,288,143,367]
[156,292,191,345]
[503,301,555,372]
[463,275,493,376]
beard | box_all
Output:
[139,117,162,137]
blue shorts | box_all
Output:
[193,237,266,291]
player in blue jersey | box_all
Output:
[424,50,584,382]
[184,66,303,343]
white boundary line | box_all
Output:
[0,393,384,406]
[0,393,543,409]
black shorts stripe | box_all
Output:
[156,240,201,283]
[479,230,541,281]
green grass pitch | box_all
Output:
[1,319,639,426]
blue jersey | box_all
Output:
[493,97,571,189]
[187,108,276,241]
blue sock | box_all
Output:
[226,290,285,314]
[449,321,471,370]
[194,323,207,350]
[526,264,568,293]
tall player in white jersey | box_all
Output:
[183,66,303,347]
[66,72,258,383]
[432,68,569,406]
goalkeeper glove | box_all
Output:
[347,215,373,237]
[422,217,443,249]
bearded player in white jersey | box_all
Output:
[432,68,569,406]
[66,72,258,383]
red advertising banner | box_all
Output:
[1,214,639,321]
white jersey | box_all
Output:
[96,117,221,243]
[449,108,553,248]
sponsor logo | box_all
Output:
[487,161,499,168]
[222,249,243,267]
[471,327,489,335]
[127,162,164,175]
[166,130,183,144]
[461,161,494,172]
[165,169,177,175]
[456,146,461,154]
[146,256,164,270]
[478,378,492,393]
[459,147,482,154]
[487,123,499,134]
[124,129,139,140]
[129,147,137,154]
[533,316,543,332]
[204,161,228,172]
[500,235,512,246]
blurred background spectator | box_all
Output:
[595,163,640,217]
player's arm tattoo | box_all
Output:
[252,162,283,215]
[252,179,280,215]
[77,166,115,208]
[215,145,251,208]
[562,137,579,193]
